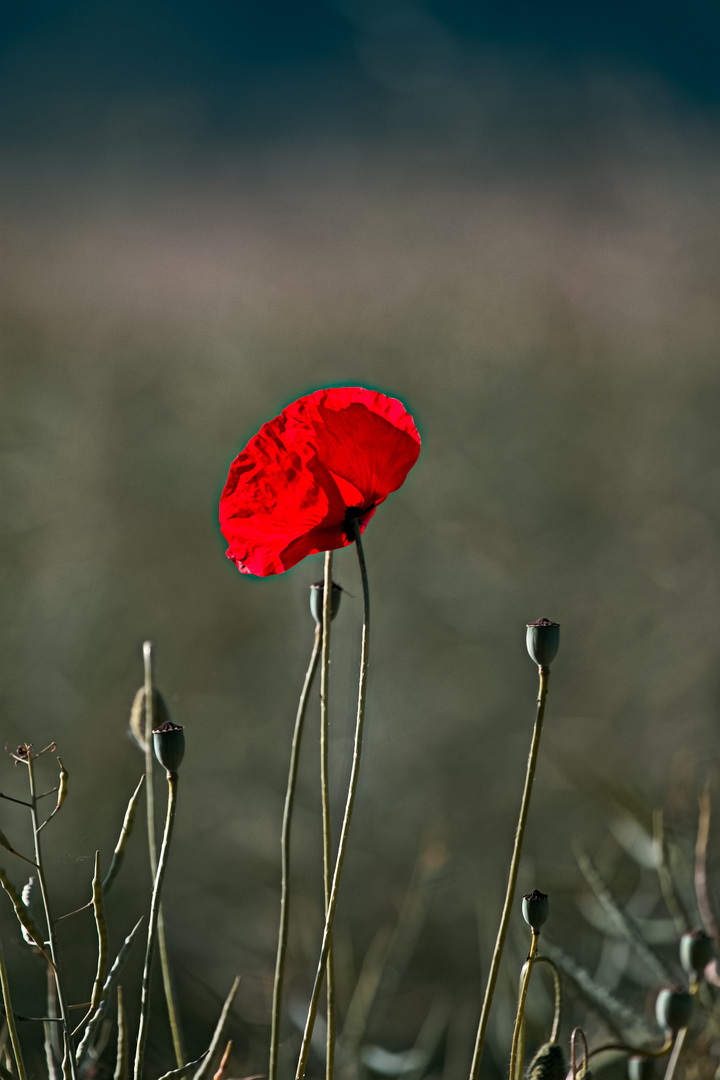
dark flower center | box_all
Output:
[343,503,376,542]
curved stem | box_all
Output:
[26,755,77,1080]
[320,551,336,1080]
[509,932,539,1080]
[133,771,179,1080]
[570,1027,589,1079]
[588,1036,673,1062]
[143,644,184,1068]
[295,524,370,1080]
[268,628,321,1080]
[468,667,550,1080]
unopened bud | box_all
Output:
[153,721,185,774]
[526,618,560,669]
[655,986,692,1034]
[527,1043,565,1080]
[309,580,343,626]
[680,929,714,977]
[522,889,549,931]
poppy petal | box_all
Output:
[219,386,420,577]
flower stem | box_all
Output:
[0,930,27,1080]
[268,626,321,1080]
[295,523,370,1080]
[143,643,185,1069]
[26,754,77,1080]
[320,551,336,1080]
[133,770,179,1080]
[663,1029,686,1080]
[468,666,550,1080]
[509,932,539,1080]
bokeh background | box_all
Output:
[3,2,720,1077]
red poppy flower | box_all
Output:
[220,387,421,576]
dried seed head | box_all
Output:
[527,1043,565,1080]
[680,929,714,977]
[628,1057,656,1080]
[152,721,185,774]
[526,619,560,669]
[129,688,173,753]
[522,889,549,931]
[309,580,343,626]
[655,986,693,1034]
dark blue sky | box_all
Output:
[2,0,719,145]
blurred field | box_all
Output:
[2,60,720,1078]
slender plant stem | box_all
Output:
[0,931,26,1080]
[533,957,561,1042]
[134,771,179,1080]
[295,522,370,1080]
[587,1037,673,1062]
[143,643,185,1068]
[26,755,77,1080]
[468,666,550,1080]
[320,551,336,1080]
[663,1029,686,1080]
[268,627,322,1080]
[509,932,539,1080]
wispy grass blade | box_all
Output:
[75,919,143,1065]
[574,842,676,985]
[156,1053,208,1080]
[541,941,656,1041]
[191,976,240,1080]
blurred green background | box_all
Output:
[3,2,720,1077]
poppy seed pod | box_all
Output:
[680,929,714,977]
[527,1043,565,1080]
[628,1057,656,1080]
[523,889,549,931]
[153,721,185,774]
[526,619,560,669]
[309,581,343,626]
[655,986,693,1034]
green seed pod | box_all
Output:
[309,580,343,626]
[153,721,185,774]
[523,889,549,931]
[628,1057,656,1080]
[527,1043,565,1080]
[655,986,693,1034]
[576,1069,593,1080]
[526,619,560,669]
[680,929,714,977]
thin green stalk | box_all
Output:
[268,626,322,1080]
[320,550,336,1080]
[143,643,185,1068]
[468,667,550,1080]
[134,770,179,1080]
[295,522,370,1080]
[534,957,562,1042]
[509,932,539,1080]
[587,1036,673,1061]
[0,931,27,1080]
[26,754,77,1080]
[663,1028,686,1080]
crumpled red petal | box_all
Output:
[219,386,420,576]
